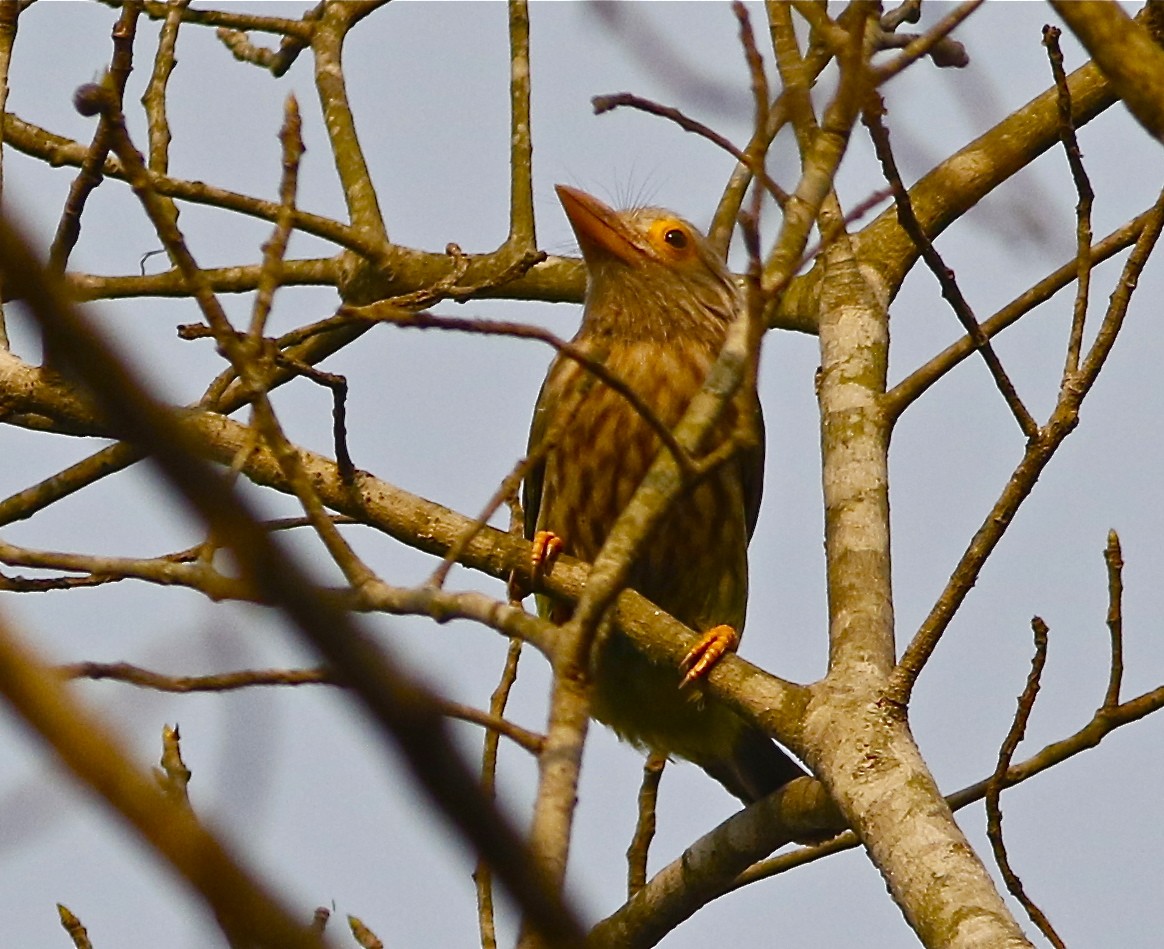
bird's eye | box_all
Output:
[648,219,696,258]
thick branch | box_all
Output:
[1050,0,1164,143]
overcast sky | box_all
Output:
[1,3,1162,947]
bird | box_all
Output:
[521,184,804,804]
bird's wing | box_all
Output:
[522,368,556,541]
[741,396,765,541]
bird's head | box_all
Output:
[556,184,739,345]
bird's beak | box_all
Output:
[556,185,642,267]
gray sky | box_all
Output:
[1,2,1162,947]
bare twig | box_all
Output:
[626,754,665,898]
[280,353,354,479]
[1103,530,1124,709]
[872,0,979,82]
[47,2,141,277]
[249,94,302,339]
[56,905,93,949]
[863,93,1037,439]
[431,448,540,591]
[2,109,387,264]
[349,915,385,949]
[310,907,330,936]
[507,0,535,251]
[588,777,841,947]
[310,1,388,240]
[985,617,1066,949]
[141,0,187,173]
[217,6,317,78]
[891,187,1164,703]
[62,659,545,753]
[65,660,334,690]
[797,185,893,265]
[475,636,525,949]
[155,723,193,808]
[766,0,817,162]
[76,81,239,349]
[357,307,697,478]
[711,0,852,251]
[729,1,777,236]
[738,674,1164,891]
[1043,24,1095,378]
[887,208,1152,418]
[102,0,313,38]
[592,91,789,207]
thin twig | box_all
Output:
[71,257,339,300]
[310,1,388,240]
[985,617,1066,949]
[76,81,239,346]
[155,723,193,808]
[592,91,789,207]
[1043,24,1095,378]
[761,10,869,289]
[62,659,545,753]
[94,83,363,571]
[710,0,848,251]
[797,185,893,264]
[872,0,979,83]
[4,108,388,264]
[102,0,313,38]
[217,3,317,79]
[887,209,1152,418]
[356,307,697,478]
[475,636,525,949]
[141,0,187,174]
[736,677,1164,891]
[57,905,93,949]
[279,353,354,479]
[47,2,141,277]
[430,448,540,590]
[731,1,775,231]
[862,93,1038,439]
[767,0,817,157]
[626,754,665,898]
[1103,530,1124,709]
[310,908,330,936]
[64,660,334,690]
[507,0,535,251]
[349,915,385,949]
[890,188,1164,704]
[249,94,302,339]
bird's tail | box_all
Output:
[701,726,807,804]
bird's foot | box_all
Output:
[530,530,564,580]
[507,531,564,603]
[679,624,739,688]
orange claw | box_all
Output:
[680,624,740,688]
[530,529,564,580]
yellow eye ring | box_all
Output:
[647,218,695,258]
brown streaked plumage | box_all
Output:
[522,185,803,803]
